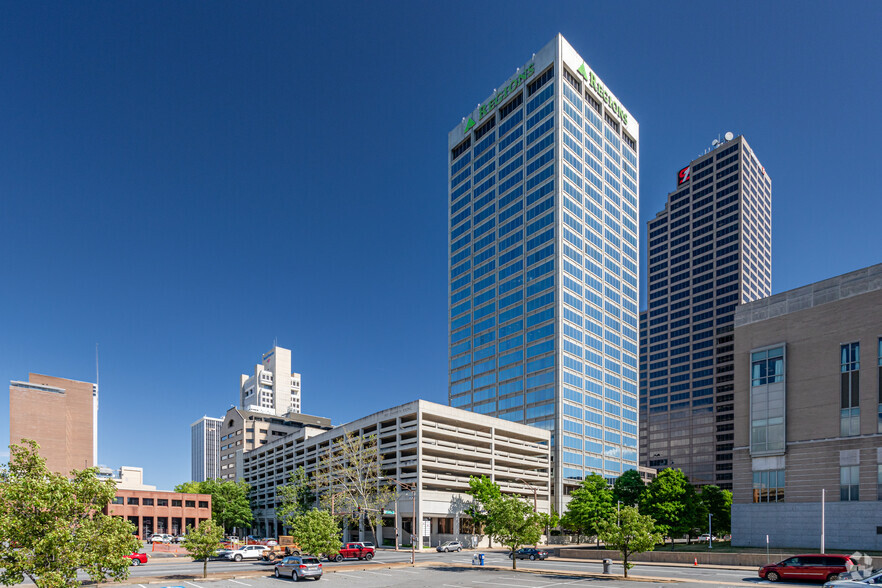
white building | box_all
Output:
[97,465,157,491]
[241,400,551,546]
[448,34,640,511]
[240,346,302,416]
[190,415,222,481]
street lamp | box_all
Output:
[515,478,538,512]
[708,513,713,550]
[380,476,416,565]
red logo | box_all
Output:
[677,166,691,185]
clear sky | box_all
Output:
[2,1,880,490]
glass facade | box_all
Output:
[448,36,639,510]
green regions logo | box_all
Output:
[476,63,535,122]
[577,63,628,126]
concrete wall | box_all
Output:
[732,502,882,551]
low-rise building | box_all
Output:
[242,400,551,547]
[105,489,212,538]
[732,264,882,550]
[97,465,156,491]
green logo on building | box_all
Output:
[464,117,475,132]
[466,63,536,134]
[577,62,628,126]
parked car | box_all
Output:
[509,548,549,561]
[697,534,717,542]
[760,554,857,583]
[225,545,270,561]
[825,570,882,587]
[148,533,173,544]
[274,555,323,581]
[327,542,374,562]
[436,541,463,552]
[360,542,375,549]
[125,552,148,566]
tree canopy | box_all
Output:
[699,485,732,535]
[288,509,341,558]
[0,440,142,588]
[182,519,225,578]
[277,466,315,524]
[612,469,645,507]
[561,473,614,543]
[174,479,253,532]
[640,468,697,544]
[596,506,662,578]
[465,477,542,570]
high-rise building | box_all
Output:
[447,34,640,511]
[9,373,98,475]
[639,135,771,489]
[239,346,302,416]
[190,416,222,482]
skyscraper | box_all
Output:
[639,135,771,489]
[9,373,98,475]
[448,34,640,510]
[190,415,222,482]
[239,346,302,416]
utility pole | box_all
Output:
[708,513,713,549]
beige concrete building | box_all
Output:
[98,465,157,491]
[9,373,97,475]
[732,264,882,550]
[240,346,302,416]
[218,406,332,481]
[241,400,551,547]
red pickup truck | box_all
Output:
[328,542,374,562]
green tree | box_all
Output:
[698,485,732,536]
[0,439,142,588]
[612,469,646,507]
[182,519,225,578]
[464,476,502,547]
[596,506,663,578]
[491,495,543,570]
[312,431,395,546]
[641,468,695,546]
[174,479,253,533]
[287,509,341,558]
[277,466,315,525]
[561,474,614,546]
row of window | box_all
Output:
[113,496,208,508]
[754,464,882,503]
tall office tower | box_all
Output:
[239,346,302,416]
[638,135,771,490]
[447,34,640,511]
[190,415,222,481]
[9,373,98,475]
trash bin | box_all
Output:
[602,558,612,574]
[479,553,485,566]
[472,554,479,566]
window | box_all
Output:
[157,499,168,506]
[840,465,859,501]
[185,500,196,508]
[112,496,124,505]
[142,498,154,506]
[878,464,882,501]
[127,497,139,505]
[750,345,785,454]
[172,500,182,507]
[198,501,209,508]
[841,342,860,437]
[752,469,784,503]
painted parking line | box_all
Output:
[360,570,394,576]
[184,582,205,588]
[229,581,252,586]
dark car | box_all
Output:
[509,548,549,561]
[274,555,322,581]
[760,554,856,583]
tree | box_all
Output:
[182,519,225,578]
[312,431,395,546]
[561,474,614,546]
[174,479,253,533]
[612,469,645,507]
[698,485,732,536]
[0,439,142,588]
[490,495,543,570]
[464,476,502,547]
[277,467,315,525]
[596,506,662,578]
[640,469,695,546]
[287,509,341,557]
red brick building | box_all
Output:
[105,489,212,537]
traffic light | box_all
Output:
[357,506,361,513]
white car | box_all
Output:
[225,545,270,562]
[149,534,173,544]
[697,534,717,542]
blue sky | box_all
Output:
[2,1,880,490]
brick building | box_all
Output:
[105,489,212,538]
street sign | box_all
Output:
[383,510,395,515]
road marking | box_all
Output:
[139,584,148,588]
[229,581,251,586]
[185,582,204,588]
[361,570,393,576]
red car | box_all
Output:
[759,554,855,582]
[125,552,148,566]
[328,542,374,562]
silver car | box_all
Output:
[825,570,882,587]
[274,555,323,581]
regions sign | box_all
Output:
[576,63,628,125]
[478,63,535,121]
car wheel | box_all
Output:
[292,571,299,582]
[767,571,779,582]
[530,554,536,561]
[334,554,343,563]
[274,569,280,578]
[508,554,513,559]
[234,554,243,562]
[364,553,373,561]
[827,574,840,582]
[131,559,141,566]
[457,547,462,552]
